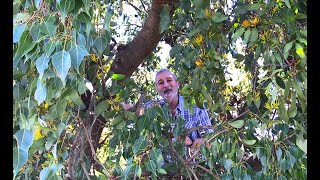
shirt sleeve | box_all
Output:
[198,108,214,136]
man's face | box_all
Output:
[155,71,179,103]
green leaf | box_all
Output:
[13,147,28,177]
[158,168,167,174]
[150,148,164,166]
[93,36,108,56]
[242,139,256,145]
[77,12,91,23]
[212,12,228,23]
[13,12,30,24]
[103,11,112,31]
[295,43,306,59]
[276,147,282,162]
[77,33,86,47]
[43,41,56,56]
[134,165,142,178]
[249,28,259,44]
[52,50,72,84]
[57,0,75,22]
[39,164,59,180]
[278,98,289,123]
[13,129,33,176]
[284,41,293,59]
[56,99,67,119]
[95,100,110,117]
[275,76,286,89]
[40,22,56,37]
[123,111,137,120]
[291,78,305,100]
[82,0,90,12]
[246,3,263,10]
[229,120,244,128]
[34,0,41,9]
[288,91,297,118]
[232,27,245,42]
[243,29,251,44]
[159,6,170,34]
[69,45,89,73]
[284,0,291,9]
[146,160,157,176]
[296,138,307,154]
[15,30,36,58]
[111,115,123,125]
[30,23,45,42]
[133,137,148,155]
[111,73,126,80]
[116,121,126,129]
[223,159,233,173]
[35,79,47,105]
[36,54,50,79]
[13,23,27,43]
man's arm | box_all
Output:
[189,108,213,148]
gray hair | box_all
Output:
[155,68,177,82]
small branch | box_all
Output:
[196,164,220,180]
[167,138,198,180]
[81,161,91,180]
[81,121,107,172]
[187,128,232,161]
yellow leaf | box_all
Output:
[91,53,98,62]
[241,20,251,27]
[34,127,43,140]
[194,34,204,45]
[195,58,205,68]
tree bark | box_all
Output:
[110,0,175,78]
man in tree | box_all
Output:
[122,68,213,149]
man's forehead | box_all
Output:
[155,72,174,81]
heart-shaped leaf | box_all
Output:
[52,50,71,84]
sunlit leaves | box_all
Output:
[296,138,307,154]
[242,139,256,146]
[40,22,56,37]
[35,79,47,105]
[56,0,75,23]
[69,45,89,73]
[13,129,33,177]
[36,54,50,79]
[15,30,36,58]
[211,12,228,23]
[229,120,244,129]
[13,23,27,43]
[111,73,126,80]
[223,159,233,173]
[232,27,245,42]
[52,50,72,85]
[295,43,306,59]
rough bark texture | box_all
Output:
[110,0,175,78]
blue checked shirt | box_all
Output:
[144,95,214,140]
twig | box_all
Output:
[81,161,91,180]
[167,138,198,180]
[81,120,107,172]
[187,128,232,161]
[196,164,220,180]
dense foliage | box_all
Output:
[13,0,307,179]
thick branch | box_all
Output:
[110,0,175,78]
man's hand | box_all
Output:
[121,103,133,110]
[184,136,193,146]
